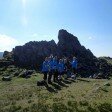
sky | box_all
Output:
[0,0,112,57]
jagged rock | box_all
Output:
[19,70,34,78]
[13,71,20,77]
[3,51,13,59]
[93,72,110,79]
[2,76,12,81]
[0,59,14,67]
[0,51,14,67]
[3,29,112,78]
[57,30,99,77]
[13,40,57,69]
[58,29,82,57]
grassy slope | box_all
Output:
[0,73,112,112]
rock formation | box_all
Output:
[0,59,14,67]
[3,29,112,77]
[13,40,57,69]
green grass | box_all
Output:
[0,73,112,112]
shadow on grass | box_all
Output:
[51,82,62,90]
[37,78,77,92]
[57,81,69,88]
[45,83,57,93]
[68,79,77,82]
[62,80,72,84]
[77,78,90,82]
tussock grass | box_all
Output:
[0,74,112,112]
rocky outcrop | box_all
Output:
[58,29,82,57]
[3,51,13,59]
[57,30,99,77]
[0,59,14,67]
[13,40,57,69]
[19,70,34,78]
[5,29,111,77]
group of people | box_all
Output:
[41,55,78,84]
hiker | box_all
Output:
[42,57,49,82]
[64,58,72,79]
[52,56,58,82]
[57,59,65,80]
[71,57,78,79]
[48,56,54,84]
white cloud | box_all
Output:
[88,36,93,40]
[0,34,18,52]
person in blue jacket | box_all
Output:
[48,56,54,84]
[71,57,78,79]
[57,59,64,80]
[52,56,58,82]
[42,57,49,82]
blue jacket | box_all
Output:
[71,60,77,69]
[48,60,54,71]
[57,62,64,73]
[52,60,58,70]
[42,61,49,72]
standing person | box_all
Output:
[64,58,72,79]
[48,56,54,84]
[71,57,78,79]
[52,56,58,82]
[42,57,49,82]
[57,59,64,81]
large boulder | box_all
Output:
[57,29,99,77]
[4,29,111,77]
[13,40,57,69]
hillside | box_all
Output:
[0,29,112,111]
[0,74,112,112]
[0,52,3,58]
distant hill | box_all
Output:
[0,52,3,58]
